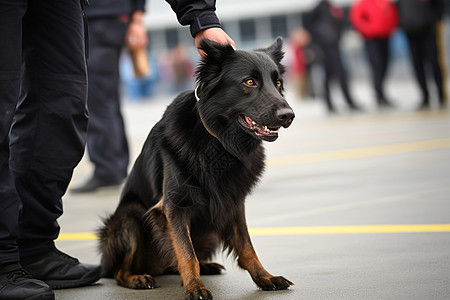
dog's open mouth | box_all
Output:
[238,114,280,141]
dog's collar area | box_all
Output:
[194,85,201,102]
[194,85,217,139]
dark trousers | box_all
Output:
[366,38,390,102]
[320,44,356,110]
[0,0,88,264]
[86,18,129,181]
[406,28,444,102]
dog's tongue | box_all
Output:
[244,115,279,136]
[244,115,255,127]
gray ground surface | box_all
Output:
[56,78,450,299]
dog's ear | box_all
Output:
[199,39,235,61]
[196,39,235,99]
[256,37,286,74]
[266,37,284,65]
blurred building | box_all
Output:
[129,0,450,98]
[145,0,448,59]
[145,0,322,52]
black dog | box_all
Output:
[98,38,295,300]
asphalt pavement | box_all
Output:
[56,77,450,300]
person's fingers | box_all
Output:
[195,27,235,57]
[126,24,149,51]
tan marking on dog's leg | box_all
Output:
[167,221,212,299]
[153,199,164,210]
[114,238,155,289]
[231,224,270,277]
[231,223,293,290]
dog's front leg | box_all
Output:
[229,212,293,291]
[166,211,213,300]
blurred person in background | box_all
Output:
[289,28,310,99]
[307,0,361,113]
[397,0,447,109]
[71,1,149,193]
[170,44,195,94]
[350,0,398,108]
[72,0,235,193]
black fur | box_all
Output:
[98,38,295,299]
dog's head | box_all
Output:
[195,38,295,153]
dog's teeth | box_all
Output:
[264,126,268,132]
[252,121,256,125]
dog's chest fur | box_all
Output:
[156,95,265,219]
[202,138,241,177]
[162,94,265,181]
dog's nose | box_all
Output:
[276,108,295,127]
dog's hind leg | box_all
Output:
[99,204,156,289]
[115,245,155,289]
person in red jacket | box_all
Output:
[289,28,311,99]
[350,0,398,108]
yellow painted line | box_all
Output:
[266,138,450,167]
[57,224,450,241]
[57,232,98,241]
[248,224,450,235]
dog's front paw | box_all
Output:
[255,275,294,291]
[184,282,213,300]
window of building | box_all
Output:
[270,15,287,38]
[239,19,256,42]
[165,28,179,49]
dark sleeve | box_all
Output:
[308,2,325,33]
[433,0,445,21]
[309,4,320,27]
[165,0,222,37]
[133,0,146,12]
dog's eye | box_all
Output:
[276,80,282,88]
[244,79,256,87]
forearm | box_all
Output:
[165,0,222,37]
[130,10,144,24]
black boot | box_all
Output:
[0,262,54,300]
[21,248,101,289]
[70,175,124,193]
[377,98,394,108]
[418,94,430,110]
[418,99,430,110]
[348,101,362,112]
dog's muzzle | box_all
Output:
[276,107,295,128]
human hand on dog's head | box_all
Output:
[195,27,235,57]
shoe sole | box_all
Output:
[46,268,101,289]
[25,292,55,300]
